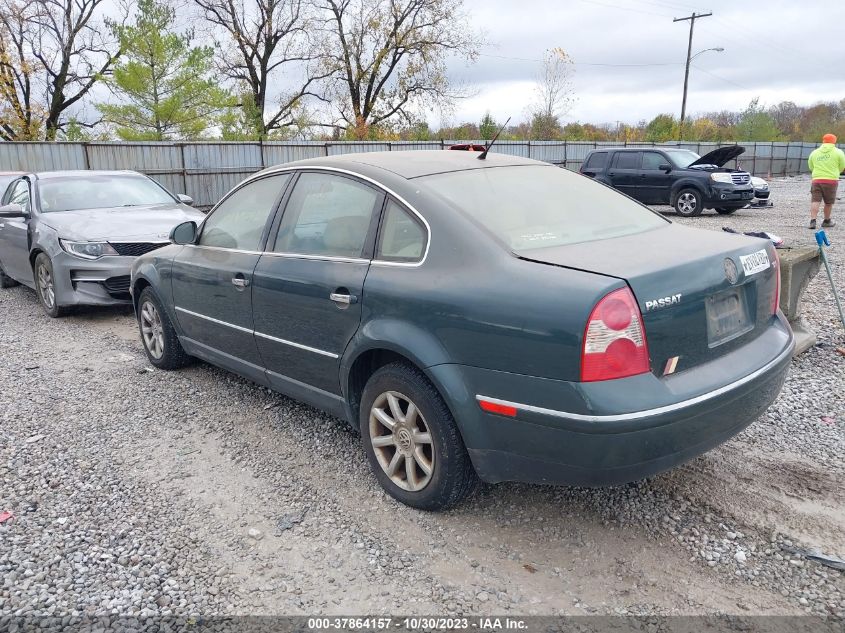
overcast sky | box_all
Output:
[441,0,842,127]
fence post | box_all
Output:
[563,140,568,170]
[324,142,330,157]
[527,140,531,160]
[751,144,757,177]
[178,143,188,195]
[770,141,774,177]
[82,142,91,169]
[258,138,265,168]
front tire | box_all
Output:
[673,188,704,217]
[33,253,67,317]
[137,287,191,369]
[360,362,478,510]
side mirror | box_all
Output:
[658,163,672,172]
[170,221,197,245]
[177,193,194,206]
[0,203,26,218]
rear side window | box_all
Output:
[584,152,608,169]
[613,152,641,169]
[420,165,667,251]
[273,172,381,258]
[199,174,290,251]
[377,200,426,262]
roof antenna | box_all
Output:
[478,117,511,160]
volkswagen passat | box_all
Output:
[0,170,204,316]
[130,151,793,510]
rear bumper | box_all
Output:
[430,316,793,486]
[52,253,134,306]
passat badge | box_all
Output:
[645,293,682,311]
[724,258,739,284]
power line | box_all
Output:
[690,64,751,91]
[478,52,682,68]
[578,0,674,18]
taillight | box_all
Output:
[581,287,650,382]
[772,248,781,315]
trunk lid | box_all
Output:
[689,145,745,168]
[516,223,779,376]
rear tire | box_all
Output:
[0,260,18,288]
[137,287,191,370]
[716,207,738,215]
[673,188,703,217]
[33,253,68,317]
[360,362,478,510]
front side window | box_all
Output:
[199,174,290,251]
[614,152,641,170]
[377,200,426,262]
[7,180,31,213]
[273,172,380,258]
[38,175,175,213]
[641,152,666,170]
[420,165,667,251]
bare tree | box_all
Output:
[316,0,481,139]
[0,0,40,140]
[28,0,122,139]
[529,47,574,140]
[194,0,328,138]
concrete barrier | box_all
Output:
[778,246,821,355]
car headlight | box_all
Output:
[60,240,119,260]
[710,173,733,183]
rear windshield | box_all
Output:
[38,175,175,212]
[418,165,667,250]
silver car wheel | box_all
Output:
[140,300,165,360]
[678,192,697,214]
[369,390,435,492]
[36,263,55,309]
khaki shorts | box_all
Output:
[811,181,838,204]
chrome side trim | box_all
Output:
[174,306,253,334]
[175,306,339,358]
[254,330,339,359]
[261,251,369,265]
[187,245,263,256]
[476,341,793,423]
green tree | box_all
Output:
[479,111,497,140]
[735,98,782,141]
[97,0,233,140]
[645,114,677,142]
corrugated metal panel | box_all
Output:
[327,142,391,155]
[390,141,443,152]
[263,143,327,166]
[185,170,258,207]
[184,143,262,169]
[87,143,182,173]
[0,142,87,171]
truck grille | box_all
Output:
[109,242,168,257]
[731,173,751,185]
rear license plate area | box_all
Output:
[706,288,753,347]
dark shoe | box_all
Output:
[809,219,817,229]
[822,219,835,228]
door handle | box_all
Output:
[232,276,250,288]
[330,292,358,305]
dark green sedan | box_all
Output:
[130,151,793,510]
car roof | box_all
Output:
[32,170,145,179]
[259,150,546,180]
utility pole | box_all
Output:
[674,11,712,139]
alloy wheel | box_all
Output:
[369,390,435,492]
[140,300,165,360]
[36,263,55,309]
[678,192,697,214]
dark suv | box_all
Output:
[579,146,754,216]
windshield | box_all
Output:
[38,175,175,212]
[419,165,667,251]
[664,149,701,169]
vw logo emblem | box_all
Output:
[724,258,739,284]
[396,428,412,451]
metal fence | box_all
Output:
[0,140,830,208]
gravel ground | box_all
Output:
[0,175,843,619]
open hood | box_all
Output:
[689,145,745,167]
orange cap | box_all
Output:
[823,133,837,144]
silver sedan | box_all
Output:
[0,170,205,317]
